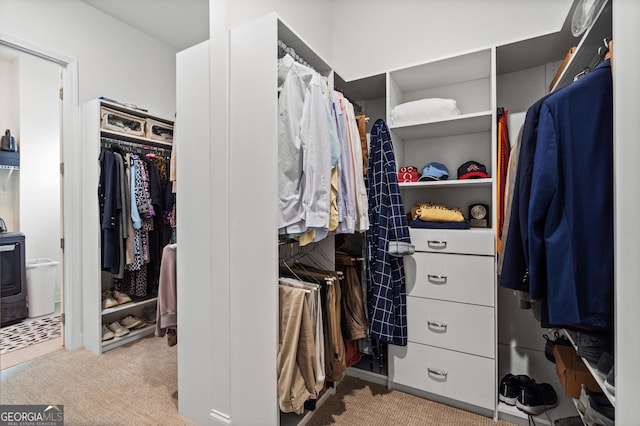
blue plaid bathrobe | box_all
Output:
[366,119,412,346]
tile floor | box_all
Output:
[0,303,64,370]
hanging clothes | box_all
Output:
[355,114,368,175]
[277,283,318,414]
[499,92,553,293]
[99,140,174,298]
[333,91,357,234]
[277,54,369,241]
[528,59,613,329]
[281,265,346,383]
[98,148,120,274]
[335,254,367,341]
[156,243,177,338]
[496,109,510,254]
[277,54,333,236]
[366,119,413,346]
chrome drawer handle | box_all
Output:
[0,244,16,252]
[427,274,447,284]
[427,321,448,330]
[427,240,447,249]
[428,368,448,378]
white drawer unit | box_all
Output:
[405,251,495,306]
[390,342,496,410]
[386,46,497,416]
[410,228,495,255]
[406,297,495,358]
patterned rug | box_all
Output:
[0,314,62,355]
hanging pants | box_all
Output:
[278,285,317,414]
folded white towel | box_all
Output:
[391,98,460,126]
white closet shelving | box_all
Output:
[81,99,174,355]
[496,1,613,424]
[224,1,614,424]
[230,14,340,425]
[381,47,498,416]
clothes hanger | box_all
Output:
[278,277,314,293]
[574,37,612,81]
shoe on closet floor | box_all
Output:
[515,382,558,415]
[596,351,613,379]
[107,321,130,337]
[112,290,132,305]
[167,328,177,347]
[573,330,612,365]
[102,291,118,309]
[142,306,157,323]
[553,416,583,426]
[102,325,115,341]
[577,385,609,414]
[120,315,144,329]
[499,374,534,406]
[585,394,615,426]
[605,365,615,395]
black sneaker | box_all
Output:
[499,374,534,406]
[585,396,614,426]
[596,352,613,378]
[516,382,558,415]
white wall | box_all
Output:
[0,0,177,119]
[18,55,62,298]
[226,0,333,63]
[331,0,573,81]
[0,56,20,232]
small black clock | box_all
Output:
[469,203,489,227]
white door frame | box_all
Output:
[0,33,82,350]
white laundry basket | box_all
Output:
[26,258,59,318]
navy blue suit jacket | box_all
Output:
[500,93,552,292]
[528,60,613,329]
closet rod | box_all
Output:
[278,39,315,72]
[101,136,172,156]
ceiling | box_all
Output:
[80,0,209,51]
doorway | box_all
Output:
[0,44,64,369]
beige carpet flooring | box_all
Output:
[307,375,517,426]
[0,335,195,426]
[2,334,518,426]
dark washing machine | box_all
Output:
[0,225,28,326]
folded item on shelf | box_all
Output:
[408,219,470,229]
[397,171,420,182]
[399,165,419,173]
[411,201,464,222]
[391,98,460,126]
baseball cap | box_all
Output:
[457,161,488,179]
[419,162,449,181]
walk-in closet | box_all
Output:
[4,0,633,425]
[81,99,177,354]
[176,0,631,424]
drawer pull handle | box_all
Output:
[427,240,447,249]
[428,368,448,378]
[427,321,448,330]
[427,274,447,284]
